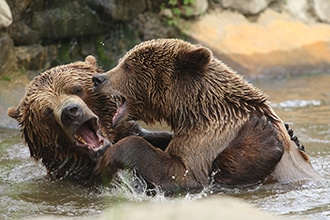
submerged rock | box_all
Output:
[99,196,292,220]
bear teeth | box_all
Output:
[99,139,104,148]
[76,135,86,144]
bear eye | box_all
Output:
[44,107,53,118]
[71,85,83,95]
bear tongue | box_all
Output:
[76,123,100,150]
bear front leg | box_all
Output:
[110,120,172,150]
[94,136,189,193]
[136,126,173,151]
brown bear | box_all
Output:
[92,38,320,194]
[8,56,171,182]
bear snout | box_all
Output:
[92,74,107,89]
[61,103,83,127]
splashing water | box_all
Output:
[1,74,330,219]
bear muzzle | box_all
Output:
[61,103,84,127]
[56,97,110,156]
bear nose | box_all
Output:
[92,74,107,89]
[61,103,83,127]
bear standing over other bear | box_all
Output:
[93,38,320,194]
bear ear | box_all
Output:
[7,107,20,121]
[85,55,97,65]
[177,47,212,72]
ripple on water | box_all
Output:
[272,99,322,108]
[1,74,330,219]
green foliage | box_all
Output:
[161,0,196,26]
[0,76,11,81]
[57,41,73,64]
[96,37,115,69]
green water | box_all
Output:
[0,74,329,219]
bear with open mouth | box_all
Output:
[8,55,172,183]
[92,38,320,194]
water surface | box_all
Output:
[0,74,329,219]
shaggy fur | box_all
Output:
[8,56,171,182]
[93,39,320,193]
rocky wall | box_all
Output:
[1,0,330,128]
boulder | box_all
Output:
[0,76,29,129]
[30,1,106,40]
[7,0,149,42]
[0,0,12,28]
[285,0,313,22]
[0,33,27,129]
[99,196,290,220]
[0,32,16,76]
[88,0,148,21]
[313,0,330,23]
[5,0,38,45]
[132,12,179,40]
[14,44,57,72]
[220,0,274,15]
[180,9,330,78]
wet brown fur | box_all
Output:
[7,56,170,181]
[94,39,319,193]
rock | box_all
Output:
[28,0,149,40]
[5,0,38,45]
[0,42,57,129]
[220,0,275,15]
[14,44,58,72]
[5,0,33,19]
[0,32,17,77]
[99,196,290,220]
[184,0,208,17]
[160,0,208,20]
[7,20,40,45]
[30,1,107,40]
[313,0,330,23]
[159,8,173,19]
[0,33,28,128]
[20,196,297,220]
[0,0,12,28]
[133,12,179,40]
[89,0,148,21]
[285,0,313,22]
[180,9,330,78]
[0,76,29,129]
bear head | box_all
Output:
[92,38,213,130]
[7,56,116,180]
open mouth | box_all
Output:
[74,117,110,154]
[112,95,127,127]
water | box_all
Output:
[0,74,329,220]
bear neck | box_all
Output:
[42,151,96,181]
[166,60,277,134]
[30,137,97,182]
